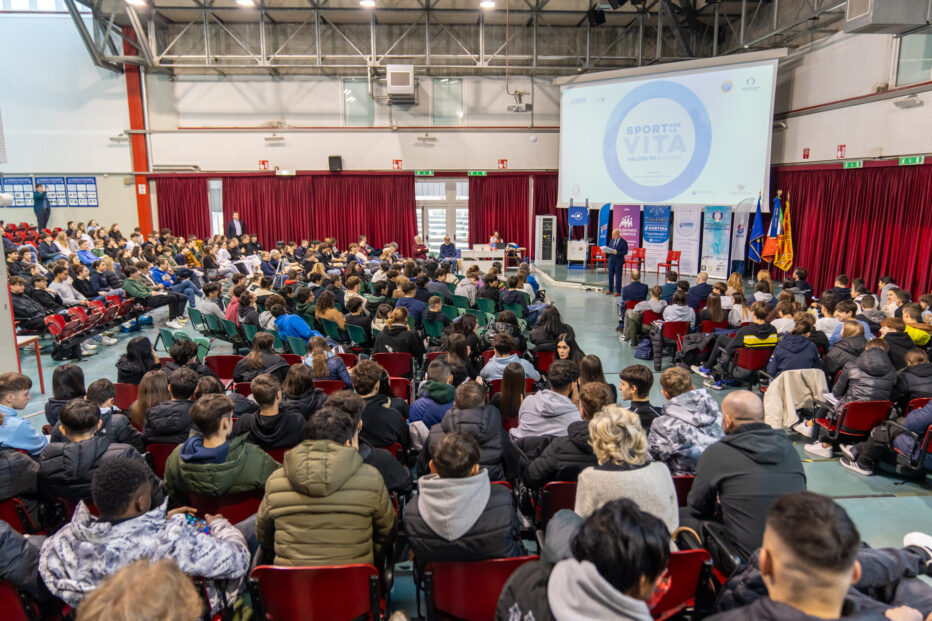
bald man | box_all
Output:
[687,271,714,309]
[603,228,628,297]
[683,390,806,562]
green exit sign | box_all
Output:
[467,170,487,176]
[414,170,434,176]
[843,160,863,169]
[899,155,924,166]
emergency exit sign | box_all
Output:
[843,160,863,169]
[899,155,924,166]
[467,170,487,176]
[414,170,434,176]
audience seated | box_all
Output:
[406,432,523,565]
[0,521,47,602]
[481,310,527,353]
[373,307,425,363]
[648,367,724,476]
[841,400,932,477]
[193,375,258,418]
[0,372,48,455]
[621,270,649,305]
[410,359,456,428]
[880,317,915,370]
[687,271,713,309]
[823,320,867,382]
[0,424,42,527]
[663,290,696,329]
[480,333,540,383]
[892,349,932,411]
[40,457,249,611]
[49,379,144,452]
[277,364,327,420]
[618,364,663,433]
[694,301,777,388]
[116,336,161,385]
[233,333,290,383]
[161,340,215,379]
[143,368,197,445]
[511,360,579,439]
[529,305,575,352]
[232,374,306,449]
[256,407,395,566]
[304,335,352,387]
[351,359,410,449]
[122,265,187,330]
[765,318,823,378]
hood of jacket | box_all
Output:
[422,380,455,405]
[861,308,886,324]
[547,559,653,621]
[777,334,814,355]
[175,435,250,495]
[885,331,914,350]
[531,390,580,419]
[280,387,326,419]
[440,405,501,443]
[145,400,192,436]
[664,389,722,428]
[567,420,592,452]
[857,348,896,378]
[833,334,866,356]
[904,362,932,380]
[721,423,791,465]
[416,469,491,541]
[753,292,773,303]
[281,440,363,497]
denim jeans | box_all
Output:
[170,280,201,308]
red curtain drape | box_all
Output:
[771,164,932,297]
[221,174,417,255]
[155,177,211,240]
[468,175,531,253]
[532,173,569,259]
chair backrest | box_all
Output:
[540,481,577,525]
[318,317,343,342]
[0,498,39,534]
[630,247,646,260]
[204,355,243,381]
[667,250,681,262]
[232,382,252,397]
[388,377,412,403]
[503,302,526,318]
[0,580,37,621]
[287,336,308,356]
[425,556,539,621]
[641,309,662,324]
[733,347,775,371]
[426,351,447,365]
[371,352,413,377]
[650,549,712,621]
[311,379,345,395]
[535,349,556,374]
[907,398,931,412]
[280,353,303,365]
[187,490,264,524]
[423,319,445,339]
[625,300,638,311]
[590,246,606,261]
[673,475,694,508]
[337,353,358,369]
[250,564,381,621]
[837,400,893,436]
[700,320,730,332]
[146,443,179,478]
[476,298,497,315]
[221,318,242,340]
[113,383,139,411]
[488,377,535,395]
[381,442,403,460]
[263,446,289,463]
[203,313,223,333]
[661,321,690,339]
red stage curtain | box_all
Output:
[221,174,417,255]
[155,177,211,240]
[468,175,531,253]
[772,164,932,297]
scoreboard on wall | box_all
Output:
[0,175,98,208]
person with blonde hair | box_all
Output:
[76,558,203,621]
[574,405,678,533]
[304,335,352,387]
[725,272,744,296]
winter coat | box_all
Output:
[162,360,217,381]
[360,395,410,449]
[0,446,40,526]
[373,324,425,364]
[710,593,888,621]
[164,434,281,504]
[894,402,932,468]
[38,436,164,506]
[523,420,597,489]
[479,353,541,383]
[232,410,306,449]
[406,469,522,566]
[39,500,249,610]
[892,363,932,412]
[232,352,290,384]
[687,423,806,559]
[230,393,260,418]
[0,521,44,599]
[883,332,915,370]
[408,381,455,428]
[647,389,724,476]
[763,369,828,430]
[629,401,664,434]
[418,405,517,482]
[255,440,395,566]
[115,356,160,385]
[280,387,327,420]
[832,348,897,407]
[304,355,353,387]
[50,408,145,453]
[143,399,194,445]
[511,390,583,439]
[765,334,822,378]
[529,323,575,352]
[358,439,413,493]
[480,322,526,352]
[823,335,867,384]
[44,398,69,426]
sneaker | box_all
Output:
[102,330,115,337]
[166,319,184,330]
[902,532,932,575]
[691,365,711,378]
[138,314,153,324]
[82,342,98,351]
[791,420,815,438]
[839,444,858,461]
[80,344,98,356]
[804,441,833,458]
[840,457,873,476]
[101,336,118,346]
[704,379,725,391]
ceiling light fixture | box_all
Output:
[236,0,256,6]
[480,0,495,8]
[360,0,376,7]
[125,0,147,6]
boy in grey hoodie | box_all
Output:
[511,360,579,439]
[480,334,541,383]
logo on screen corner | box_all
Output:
[602,80,712,203]
[720,81,733,93]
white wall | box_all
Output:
[0,14,139,230]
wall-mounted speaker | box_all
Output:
[329,156,343,173]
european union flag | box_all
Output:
[748,196,765,263]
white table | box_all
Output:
[460,248,506,273]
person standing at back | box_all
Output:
[33,183,52,231]
[225,212,245,239]
[603,229,628,297]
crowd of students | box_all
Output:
[2,221,932,620]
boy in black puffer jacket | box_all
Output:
[892,349,932,412]
[143,367,197,445]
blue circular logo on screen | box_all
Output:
[602,81,712,203]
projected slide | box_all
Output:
[559,60,777,205]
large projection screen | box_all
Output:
[558,55,780,207]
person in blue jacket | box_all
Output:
[409,359,456,428]
[0,373,48,456]
[765,320,823,379]
[270,304,313,340]
[438,235,458,271]
[303,336,353,388]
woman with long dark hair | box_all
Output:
[279,364,327,420]
[116,336,161,385]
[304,335,353,387]
[233,332,290,383]
[237,290,261,328]
[556,332,585,363]
[442,333,477,382]
[490,362,526,425]
[529,305,575,351]
[697,292,725,325]
[444,313,480,361]
[579,354,617,403]
[45,364,86,425]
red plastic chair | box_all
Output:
[642,309,662,325]
[186,490,264,524]
[656,250,681,280]
[625,300,639,311]
[389,377,412,403]
[907,398,931,413]
[502,417,519,431]
[700,320,730,332]
[250,564,382,621]
[113,383,139,411]
[588,246,606,271]
[263,446,289,463]
[337,352,358,369]
[673,475,694,508]
[733,347,775,387]
[488,377,535,395]
[381,442,404,463]
[146,443,179,478]
[423,556,539,621]
[537,481,577,527]
[0,579,42,621]
[623,247,646,275]
[534,349,555,374]
[662,321,690,340]
[814,400,893,444]
[426,351,447,365]
[313,379,346,395]
[204,355,243,387]
[650,549,713,621]
[232,382,252,397]
[280,353,303,366]
[371,352,413,378]
[480,349,519,365]
[0,498,41,535]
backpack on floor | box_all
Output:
[634,337,653,360]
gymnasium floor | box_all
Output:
[12,274,931,614]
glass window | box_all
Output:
[208,179,224,237]
[455,208,469,248]
[415,181,446,201]
[36,0,57,10]
[455,181,469,201]
[433,78,464,126]
[896,34,932,86]
[343,78,374,127]
[10,0,31,9]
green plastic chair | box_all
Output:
[203,313,224,337]
[477,298,497,315]
[371,327,381,341]
[407,316,417,331]
[484,313,497,326]
[193,337,210,362]
[264,329,285,352]
[173,331,192,342]
[242,323,259,344]
[221,319,244,346]
[522,292,531,305]
[504,302,526,319]
[362,294,381,304]
[299,314,318,332]
[442,305,459,321]
[423,319,445,341]
[187,307,210,336]
[517,318,528,332]
[287,336,308,356]
[452,295,470,310]
[318,317,347,344]
[464,308,483,320]
[346,323,368,348]
[446,283,457,294]
[158,328,175,351]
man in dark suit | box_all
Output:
[604,228,628,297]
[225,212,245,239]
[687,272,714,309]
[621,270,648,304]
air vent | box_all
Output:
[844,0,930,34]
[846,0,871,20]
[386,65,416,103]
